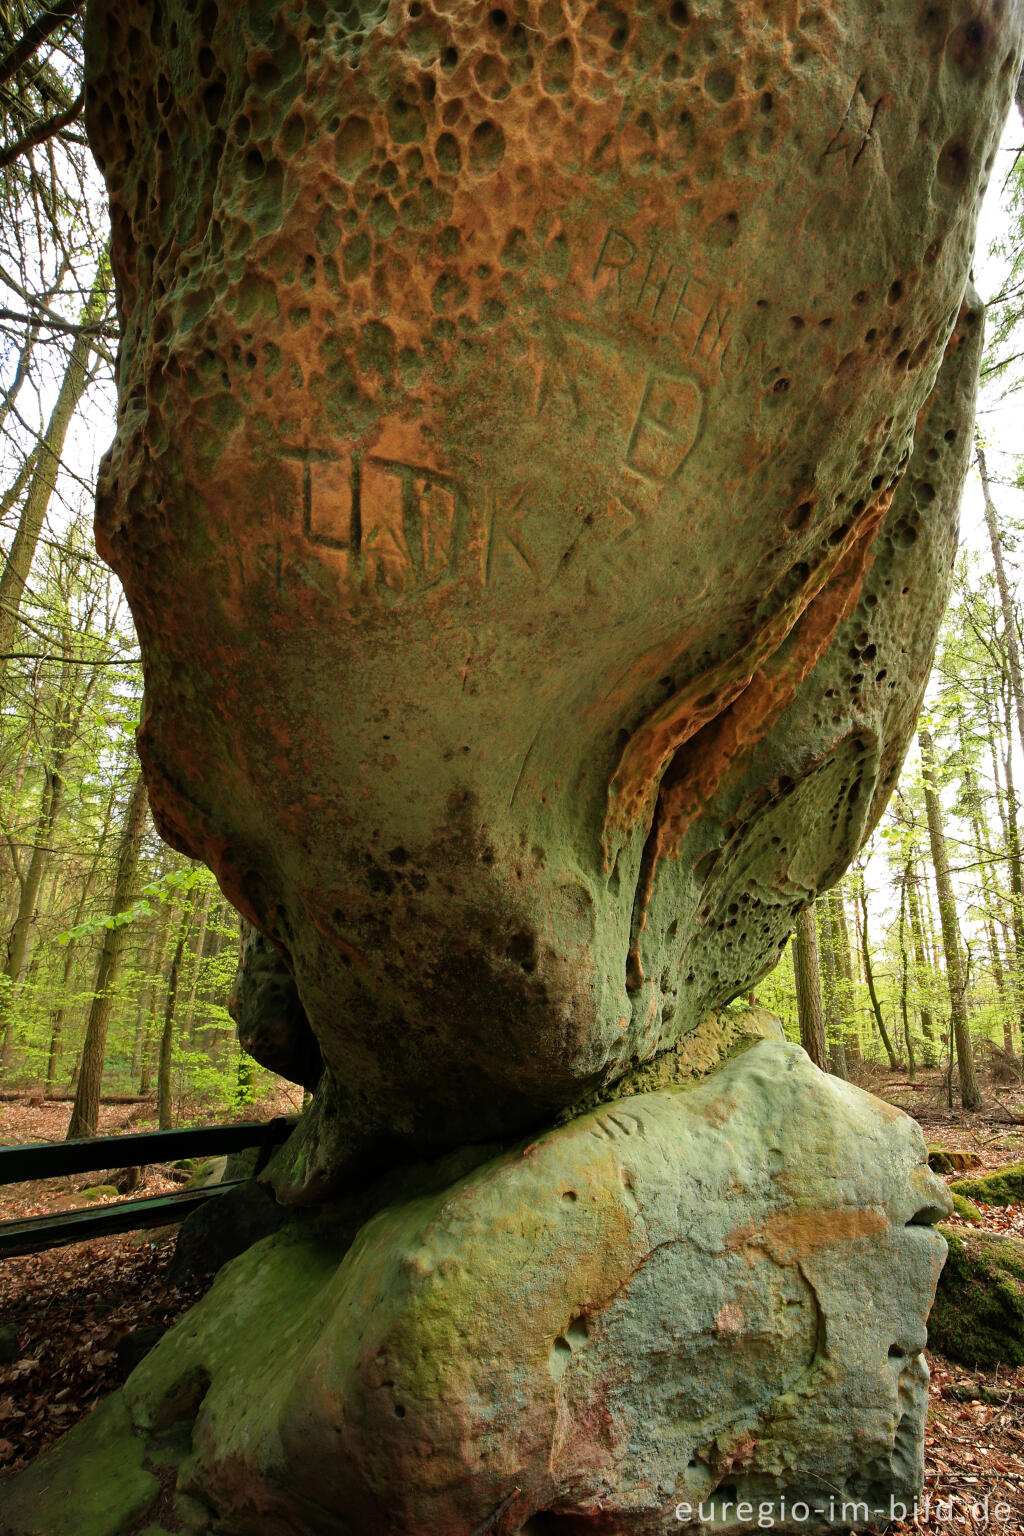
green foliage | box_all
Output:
[57,865,207,945]
[984,148,1024,396]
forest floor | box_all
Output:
[2,1073,1024,1530]
[876,1057,1024,1534]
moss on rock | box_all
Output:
[951,1192,982,1223]
[0,1392,159,1536]
[951,1162,1024,1207]
[553,1005,784,1125]
[929,1224,1024,1369]
[928,1148,981,1175]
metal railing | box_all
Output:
[0,1116,297,1258]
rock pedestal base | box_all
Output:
[1,1037,950,1536]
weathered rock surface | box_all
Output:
[0,1041,950,1536]
[82,0,1023,1190]
[49,5,1022,1530]
[227,919,322,1090]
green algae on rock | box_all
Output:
[0,1394,160,1536]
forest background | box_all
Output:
[1,7,1023,1134]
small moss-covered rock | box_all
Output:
[929,1225,1024,1369]
[951,1192,982,1223]
[182,1157,226,1192]
[952,1162,1024,1207]
[0,1392,159,1536]
[928,1147,981,1175]
[78,1184,119,1202]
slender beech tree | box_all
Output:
[45,781,116,1091]
[184,882,211,1038]
[919,726,981,1109]
[977,439,1024,763]
[66,770,149,1138]
[0,647,100,1075]
[958,710,1019,1050]
[139,901,173,1096]
[828,887,862,1063]
[158,890,194,1130]
[816,897,848,1078]
[905,863,937,1057]
[854,864,900,1068]
[896,881,916,1080]
[0,254,111,689]
[792,907,828,1070]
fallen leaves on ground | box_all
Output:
[0,1091,300,1478]
[947,1200,1024,1240]
[0,1230,212,1475]
[883,1357,1024,1533]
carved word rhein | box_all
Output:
[592,225,751,380]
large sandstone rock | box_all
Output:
[82,0,1023,1191]
[25,4,1016,1530]
[0,1042,951,1535]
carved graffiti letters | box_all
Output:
[361,457,468,598]
[625,370,705,484]
[823,77,883,168]
[281,446,469,600]
[591,225,752,381]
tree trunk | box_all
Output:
[0,256,111,684]
[140,902,173,1096]
[0,763,65,1077]
[958,704,1018,1050]
[45,936,76,1094]
[919,727,981,1110]
[856,869,900,1068]
[184,883,211,1037]
[130,925,159,1076]
[978,439,1024,762]
[922,873,942,972]
[816,897,848,1078]
[828,888,861,1063]
[46,783,118,1092]
[158,896,193,1131]
[898,880,916,1080]
[981,674,1024,1030]
[905,867,936,1041]
[65,771,149,1139]
[792,907,828,1070]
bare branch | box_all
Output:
[0,87,83,170]
[0,2,85,92]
